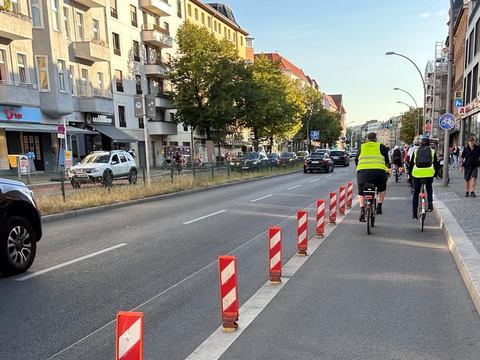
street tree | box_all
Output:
[298,106,343,149]
[399,108,424,144]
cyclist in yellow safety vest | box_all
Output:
[355,132,390,222]
[408,136,439,220]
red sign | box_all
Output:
[57,125,65,134]
[4,107,23,120]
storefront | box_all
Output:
[85,113,137,152]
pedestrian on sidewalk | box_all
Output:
[409,136,439,219]
[452,144,459,169]
[460,137,480,197]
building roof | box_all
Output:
[257,53,310,83]
[329,94,346,114]
[191,0,249,35]
[325,95,338,111]
[207,3,238,24]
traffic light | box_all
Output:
[389,119,393,128]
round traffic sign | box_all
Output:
[57,125,65,134]
[439,113,455,131]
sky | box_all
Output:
[221,0,450,125]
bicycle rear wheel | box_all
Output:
[421,212,426,232]
[366,205,371,234]
[395,169,399,183]
[371,200,376,227]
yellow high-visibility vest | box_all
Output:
[357,142,389,172]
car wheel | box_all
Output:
[128,169,138,185]
[303,167,307,173]
[102,170,113,187]
[0,216,37,275]
[331,164,334,172]
[71,180,81,188]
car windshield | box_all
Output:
[281,152,294,158]
[267,154,278,159]
[309,153,325,159]
[244,152,260,160]
[330,151,344,156]
[81,154,110,164]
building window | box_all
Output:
[224,27,227,37]
[115,69,123,92]
[170,113,175,122]
[476,19,480,56]
[110,0,118,19]
[166,53,172,64]
[36,56,49,91]
[183,142,190,147]
[80,68,88,89]
[177,0,182,18]
[135,74,142,94]
[130,5,137,27]
[466,39,469,70]
[208,17,211,28]
[112,32,121,56]
[76,12,84,40]
[240,36,243,46]
[58,59,66,92]
[52,0,60,31]
[133,40,140,62]
[214,21,217,32]
[17,54,27,83]
[93,19,100,41]
[63,7,71,39]
[194,8,198,20]
[469,31,474,64]
[118,105,126,127]
[164,22,169,34]
[187,4,191,16]
[183,125,188,132]
[201,12,205,25]
[69,65,76,95]
[246,38,253,47]
[138,117,144,129]
[0,50,7,82]
[97,72,104,91]
[473,65,478,100]
[31,0,43,28]
[11,0,20,12]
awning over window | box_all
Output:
[90,125,138,143]
[0,122,98,134]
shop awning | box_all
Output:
[91,125,137,142]
[0,122,98,134]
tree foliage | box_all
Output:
[399,108,424,145]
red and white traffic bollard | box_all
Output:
[269,227,282,284]
[116,312,144,360]
[339,186,346,215]
[297,211,308,256]
[316,199,326,237]
[347,182,354,209]
[218,255,239,332]
[329,192,337,225]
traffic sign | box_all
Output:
[439,113,455,131]
[310,130,319,140]
[57,125,65,134]
[454,99,463,108]
[455,91,463,99]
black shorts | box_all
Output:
[393,159,402,168]
[464,167,478,182]
[357,171,388,195]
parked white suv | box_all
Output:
[69,150,138,187]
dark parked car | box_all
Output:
[267,153,281,166]
[0,178,42,275]
[296,151,309,161]
[279,152,297,165]
[304,153,334,173]
[238,152,270,171]
[330,150,350,166]
[229,155,243,171]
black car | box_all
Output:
[303,153,334,173]
[0,178,42,275]
[267,153,281,166]
[330,150,350,166]
[238,152,270,171]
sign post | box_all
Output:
[134,96,151,186]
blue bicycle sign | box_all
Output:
[439,113,455,131]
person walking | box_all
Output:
[460,137,480,197]
[408,136,439,219]
[452,144,459,169]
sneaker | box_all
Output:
[466,192,470,197]
[471,192,477,198]
[428,202,434,212]
[376,204,382,215]
[412,212,418,220]
[359,208,366,222]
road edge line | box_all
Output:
[433,195,480,317]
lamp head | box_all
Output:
[385,51,395,55]
[393,87,399,90]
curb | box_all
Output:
[433,195,480,317]
[42,170,301,223]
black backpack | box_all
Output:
[393,149,401,160]
[415,146,432,168]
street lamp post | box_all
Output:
[386,52,426,134]
[394,87,420,135]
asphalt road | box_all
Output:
[1,163,479,360]
[1,163,355,359]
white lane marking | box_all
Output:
[309,179,320,183]
[187,200,359,360]
[47,178,358,360]
[183,210,226,225]
[250,194,273,203]
[15,244,128,282]
[326,175,332,178]
[287,185,301,190]
[118,318,142,359]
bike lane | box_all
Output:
[195,179,480,359]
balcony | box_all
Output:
[147,120,177,135]
[73,39,110,62]
[155,95,173,109]
[140,0,171,17]
[144,61,169,78]
[0,81,39,107]
[77,86,114,115]
[0,9,32,40]
[141,24,173,48]
[73,0,106,7]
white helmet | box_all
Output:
[394,146,399,150]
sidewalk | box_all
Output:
[190,178,480,360]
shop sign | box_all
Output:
[86,114,113,126]
[455,91,463,99]
[0,106,41,123]
[18,155,29,175]
[64,151,72,168]
[459,107,466,115]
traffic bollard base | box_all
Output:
[269,280,281,285]
[297,250,307,257]
[328,221,336,226]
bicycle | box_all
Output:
[363,183,377,235]
[417,179,428,232]
[161,158,172,170]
